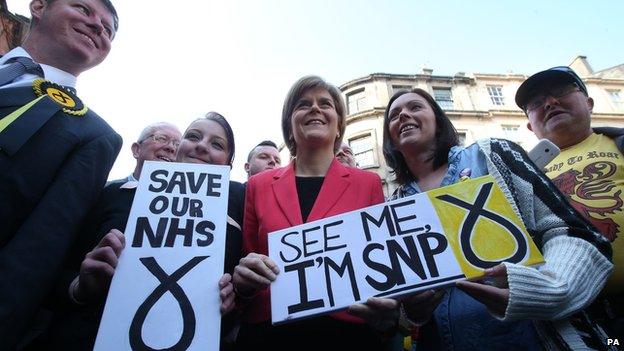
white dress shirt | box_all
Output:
[0,46,77,90]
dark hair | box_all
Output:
[281,75,346,157]
[201,111,236,166]
[247,140,278,162]
[382,88,459,185]
[32,0,119,31]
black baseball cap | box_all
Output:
[515,66,588,110]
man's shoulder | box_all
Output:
[249,167,285,184]
[104,178,130,188]
[345,165,381,182]
[593,127,624,139]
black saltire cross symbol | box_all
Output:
[436,182,527,269]
[129,256,208,351]
[51,90,71,104]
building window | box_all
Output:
[350,134,375,168]
[501,125,519,142]
[346,89,367,114]
[487,85,505,106]
[392,85,412,94]
[433,87,453,110]
[609,90,624,110]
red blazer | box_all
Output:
[242,158,384,324]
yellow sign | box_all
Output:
[428,175,544,278]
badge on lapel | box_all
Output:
[33,79,88,116]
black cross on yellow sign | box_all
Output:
[46,88,76,108]
[32,79,87,116]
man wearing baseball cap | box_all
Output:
[517,66,624,339]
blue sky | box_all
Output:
[6,0,623,181]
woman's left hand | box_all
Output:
[347,297,400,332]
[456,263,509,317]
[219,273,235,315]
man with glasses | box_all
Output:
[517,66,624,340]
[38,122,181,349]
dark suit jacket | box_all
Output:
[242,158,384,324]
[41,178,245,350]
[0,86,122,350]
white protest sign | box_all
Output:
[95,161,230,351]
[269,175,544,324]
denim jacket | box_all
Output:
[392,144,542,351]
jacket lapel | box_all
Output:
[308,159,351,221]
[272,163,303,226]
[0,86,38,108]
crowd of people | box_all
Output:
[1,1,622,350]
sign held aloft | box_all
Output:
[269,175,544,324]
[95,161,230,351]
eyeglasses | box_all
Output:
[525,83,581,112]
[140,134,180,148]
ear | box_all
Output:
[29,0,47,22]
[244,162,251,172]
[587,97,594,112]
[526,121,533,132]
[131,142,140,159]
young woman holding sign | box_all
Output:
[176,112,245,279]
[382,88,613,350]
[232,76,400,350]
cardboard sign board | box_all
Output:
[269,175,544,324]
[94,161,230,351]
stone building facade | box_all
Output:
[340,56,624,195]
[0,0,29,55]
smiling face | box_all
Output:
[131,124,181,179]
[387,92,438,155]
[26,0,115,76]
[176,119,231,166]
[526,82,594,148]
[290,87,340,155]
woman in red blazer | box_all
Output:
[233,76,399,350]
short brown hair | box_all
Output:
[281,75,346,157]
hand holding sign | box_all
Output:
[401,289,445,325]
[268,175,544,324]
[347,297,400,332]
[74,229,125,303]
[95,162,230,351]
[456,264,509,317]
[219,273,235,314]
[233,253,280,297]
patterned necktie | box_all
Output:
[0,57,44,87]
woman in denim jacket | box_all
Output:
[383,88,613,350]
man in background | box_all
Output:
[336,141,357,168]
[245,140,281,178]
[517,66,624,339]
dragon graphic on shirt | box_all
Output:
[551,161,622,241]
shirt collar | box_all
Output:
[0,47,77,88]
[120,173,139,189]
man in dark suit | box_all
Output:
[0,1,121,348]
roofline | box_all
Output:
[339,73,474,91]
